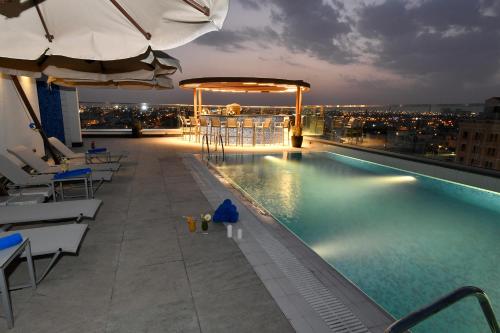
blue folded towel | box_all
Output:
[53,168,92,180]
[87,148,107,154]
[0,233,23,251]
[213,199,239,223]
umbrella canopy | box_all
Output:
[0,49,180,89]
[49,77,174,90]
[0,0,229,60]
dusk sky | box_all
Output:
[79,0,500,106]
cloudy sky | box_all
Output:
[79,0,500,105]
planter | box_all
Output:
[291,135,303,148]
[131,123,142,138]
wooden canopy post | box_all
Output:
[10,75,61,164]
[193,88,198,118]
[295,85,303,133]
[197,89,203,116]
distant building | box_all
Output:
[455,97,500,170]
[483,97,500,120]
[387,127,431,154]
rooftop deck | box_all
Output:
[19,136,500,332]
[4,137,499,332]
[3,138,297,332]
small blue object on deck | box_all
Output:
[0,233,23,251]
[213,199,239,223]
[87,148,107,154]
[53,168,92,180]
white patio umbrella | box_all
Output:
[0,0,229,163]
[0,49,181,88]
[0,0,229,60]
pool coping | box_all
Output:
[307,139,500,193]
[306,137,500,179]
[183,154,396,333]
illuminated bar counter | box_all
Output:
[197,114,290,145]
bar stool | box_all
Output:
[210,117,223,144]
[199,117,209,143]
[240,118,256,146]
[179,116,191,140]
[255,118,273,145]
[225,117,239,145]
[188,116,199,142]
[274,118,290,145]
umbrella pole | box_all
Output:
[10,75,61,165]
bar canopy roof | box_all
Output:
[179,77,310,93]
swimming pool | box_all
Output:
[216,152,500,333]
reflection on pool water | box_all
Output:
[216,152,500,333]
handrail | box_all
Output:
[201,133,210,161]
[214,133,225,162]
[201,132,224,163]
[385,286,499,333]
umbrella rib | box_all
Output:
[109,0,152,40]
[182,0,210,16]
[33,0,54,42]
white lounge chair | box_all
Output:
[48,137,124,166]
[0,199,102,225]
[0,154,95,200]
[7,146,114,181]
[0,154,53,187]
[0,224,88,327]
[2,224,88,282]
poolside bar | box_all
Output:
[179,77,310,146]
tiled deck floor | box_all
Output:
[2,138,294,332]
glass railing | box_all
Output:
[79,102,499,173]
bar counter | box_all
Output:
[195,114,291,145]
[199,114,289,122]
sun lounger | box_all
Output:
[8,224,88,282]
[8,145,119,174]
[0,154,98,200]
[48,137,124,164]
[0,223,88,328]
[7,187,52,198]
[7,146,114,181]
[0,154,54,187]
[0,199,102,225]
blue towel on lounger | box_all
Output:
[53,168,92,180]
[87,148,107,154]
[0,233,22,251]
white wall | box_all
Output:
[0,74,44,163]
[60,87,82,146]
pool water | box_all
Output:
[217,152,500,333]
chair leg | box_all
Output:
[0,269,14,329]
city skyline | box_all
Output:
[79,0,500,106]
